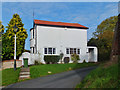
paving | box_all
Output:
[19,67,30,80]
[5,66,97,88]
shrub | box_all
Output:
[71,54,80,63]
[83,59,86,63]
[60,53,64,63]
[34,60,39,65]
[44,55,60,64]
[64,57,70,63]
[34,60,44,65]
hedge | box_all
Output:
[44,55,60,64]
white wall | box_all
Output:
[36,25,88,62]
[19,52,45,65]
[20,26,98,65]
[87,46,98,62]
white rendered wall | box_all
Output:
[19,52,31,65]
[36,25,88,62]
[19,52,45,65]
[87,46,98,62]
[20,26,98,65]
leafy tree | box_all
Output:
[2,14,28,60]
[87,38,98,47]
[93,16,117,39]
[0,21,4,59]
[88,16,117,62]
[0,21,4,33]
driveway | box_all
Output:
[5,66,97,88]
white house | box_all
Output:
[19,19,97,65]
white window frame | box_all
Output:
[66,48,70,54]
[66,48,81,55]
[44,47,56,55]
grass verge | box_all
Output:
[1,68,20,86]
[1,62,98,86]
[76,63,118,88]
[30,62,98,78]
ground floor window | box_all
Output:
[44,47,56,54]
[66,48,80,54]
[66,48,69,54]
[44,48,47,54]
[78,49,80,54]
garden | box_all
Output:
[1,62,98,86]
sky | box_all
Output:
[2,2,119,50]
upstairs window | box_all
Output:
[33,47,34,53]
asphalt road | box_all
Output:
[5,66,97,88]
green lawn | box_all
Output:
[2,68,20,86]
[30,62,98,78]
[1,62,98,86]
[76,63,118,88]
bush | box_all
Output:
[34,60,39,65]
[98,49,111,62]
[34,60,44,65]
[64,57,70,63]
[71,54,80,63]
[83,59,86,63]
[44,55,60,64]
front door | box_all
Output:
[24,58,28,68]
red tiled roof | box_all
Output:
[34,19,88,29]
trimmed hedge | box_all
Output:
[44,55,60,64]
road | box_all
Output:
[5,66,97,88]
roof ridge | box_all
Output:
[34,19,89,29]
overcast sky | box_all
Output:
[2,2,118,50]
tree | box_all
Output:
[2,14,28,60]
[87,38,98,47]
[0,21,4,59]
[0,21,4,33]
[88,16,118,62]
[93,16,117,39]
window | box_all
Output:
[74,48,76,54]
[33,47,34,53]
[44,47,56,54]
[66,48,80,54]
[70,48,73,54]
[66,48,69,54]
[48,48,52,54]
[44,48,47,54]
[77,49,80,54]
[53,48,56,54]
